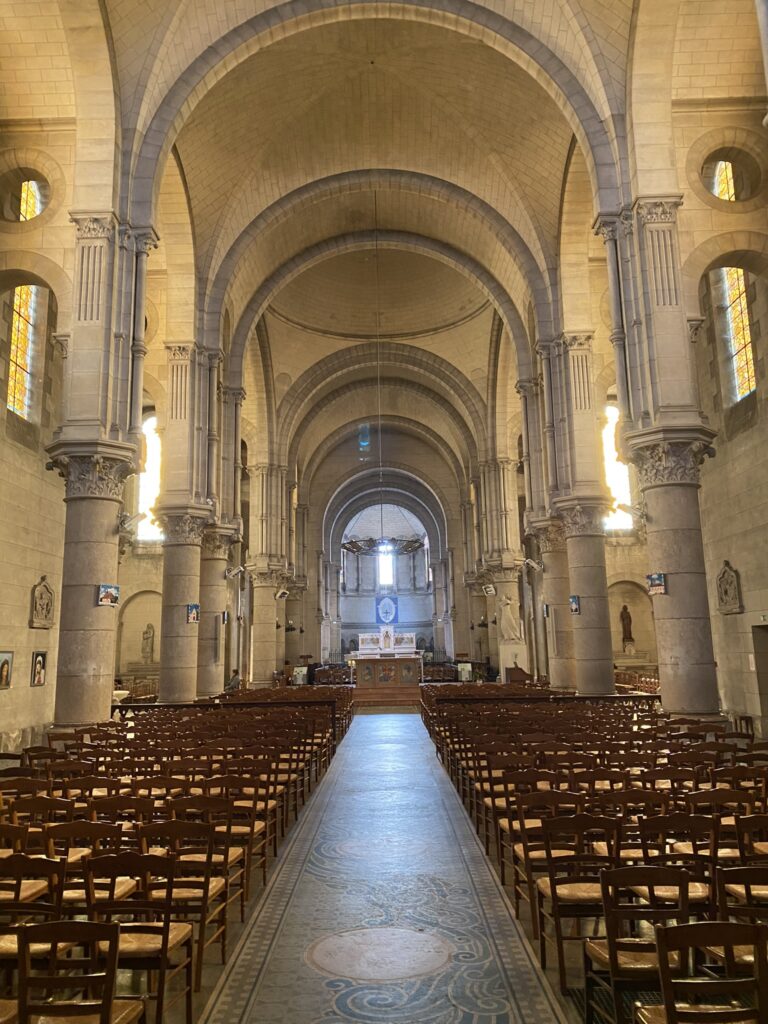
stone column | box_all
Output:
[430,560,447,658]
[275,596,286,674]
[157,513,206,702]
[532,520,574,691]
[250,572,278,684]
[329,562,342,659]
[557,502,614,694]
[197,528,233,696]
[528,555,549,682]
[51,452,133,724]
[127,230,159,443]
[630,437,719,714]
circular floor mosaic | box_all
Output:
[305,926,456,982]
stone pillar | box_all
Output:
[329,562,342,660]
[528,555,549,682]
[469,590,487,665]
[157,513,206,702]
[556,503,613,694]
[431,560,447,658]
[533,520,574,691]
[630,437,719,714]
[251,572,278,684]
[197,528,232,696]
[51,452,133,723]
[275,596,286,674]
[206,356,221,509]
[486,591,499,672]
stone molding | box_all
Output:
[557,503,607,538]
[50,453,133,501]
[688,318,705,344]
[593,214,619,241]
[631,439,715,488]
[134,228,159,255]
[159,513,208,546]
[166,344,194,362]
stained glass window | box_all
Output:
[602,405,632,530]
[137,416,164,540]
[19,180,41,221]
[720,267,756,401]
[715,160,736,202]
[7,284,37,418]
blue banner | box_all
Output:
[375,596,398,624]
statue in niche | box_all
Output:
[30,576,55,629]
[141,623,155,664]
[716,561,743,615]
[620,604,635,654]
[499,594,523,642]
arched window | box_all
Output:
[717,266,756,402]
[137,415,163,541]
[7,283,38,418]
[377,544,394,587]
[19,180,41,222]
[602,405,632,530]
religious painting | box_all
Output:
[400,661,419,685]
[186,603,200,624]
[359,663,375,685]
[378,663,395,684]
[569,595,581,615]
[30,651,46,687]
[0,652,12,689]
[98,584,120,607]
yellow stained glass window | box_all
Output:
[602,405,632,530]
[19,180,40,222]
[721,266,756,401]
[715,160,736,202]
[7,284,37,418]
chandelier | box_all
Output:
[340,196,424,560]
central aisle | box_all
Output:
[201,713,566,1024]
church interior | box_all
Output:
[1,1,768,1022]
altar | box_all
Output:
[348,627,423,687]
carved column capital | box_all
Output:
[158,512,208,546]
[69,212,117,241]
[634,196,683,226]
[556,502,607,539]
[593,213,619,241]
[202,528,236,560]
[630,439,716,488]
[49,452,134,501]
[530,520,567,554]
[166,343,194,363]
[562,331,594,351]
[515,377,539,398]
[134,227,159,255]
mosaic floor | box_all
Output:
[200,713,567,1024]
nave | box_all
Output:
[202,713,563,1024]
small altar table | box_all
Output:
[352,656,423,687]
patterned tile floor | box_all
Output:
[199,713,568,1024]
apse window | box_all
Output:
[602,405,632,530]
[7,284,38,419]
[378,545,394,587]
[137,415,163,541]
[701,149,761,203]
[719,266,756,402]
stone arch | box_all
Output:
[229,231,533,386]
[682,231,768,315]
[301,417,467,500]
[203,169,556,347]
[127,0,623,227]
[0,252,72,332]
[607,578,657,662]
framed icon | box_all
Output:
[0,652,13,689]
[98,584,120,606]
[186,604,200,624]
[30,651,46,687]
[569,595,581,615]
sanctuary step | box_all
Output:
[353,684,422,708]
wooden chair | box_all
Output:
[137,819,226,992]
[84,852,193,1024]
[633,921,768,1024]
[16,920,144,1024]
[584,866,690,1024]
[537,813,621,993]
[44,821,128,913]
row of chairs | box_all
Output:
[0,699,343,1024]
[427,691,768,1022]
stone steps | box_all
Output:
[353,685,422,708]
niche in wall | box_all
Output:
[608,581,657,663]
[116,590,162,675]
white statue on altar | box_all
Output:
[382,627,393,650]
